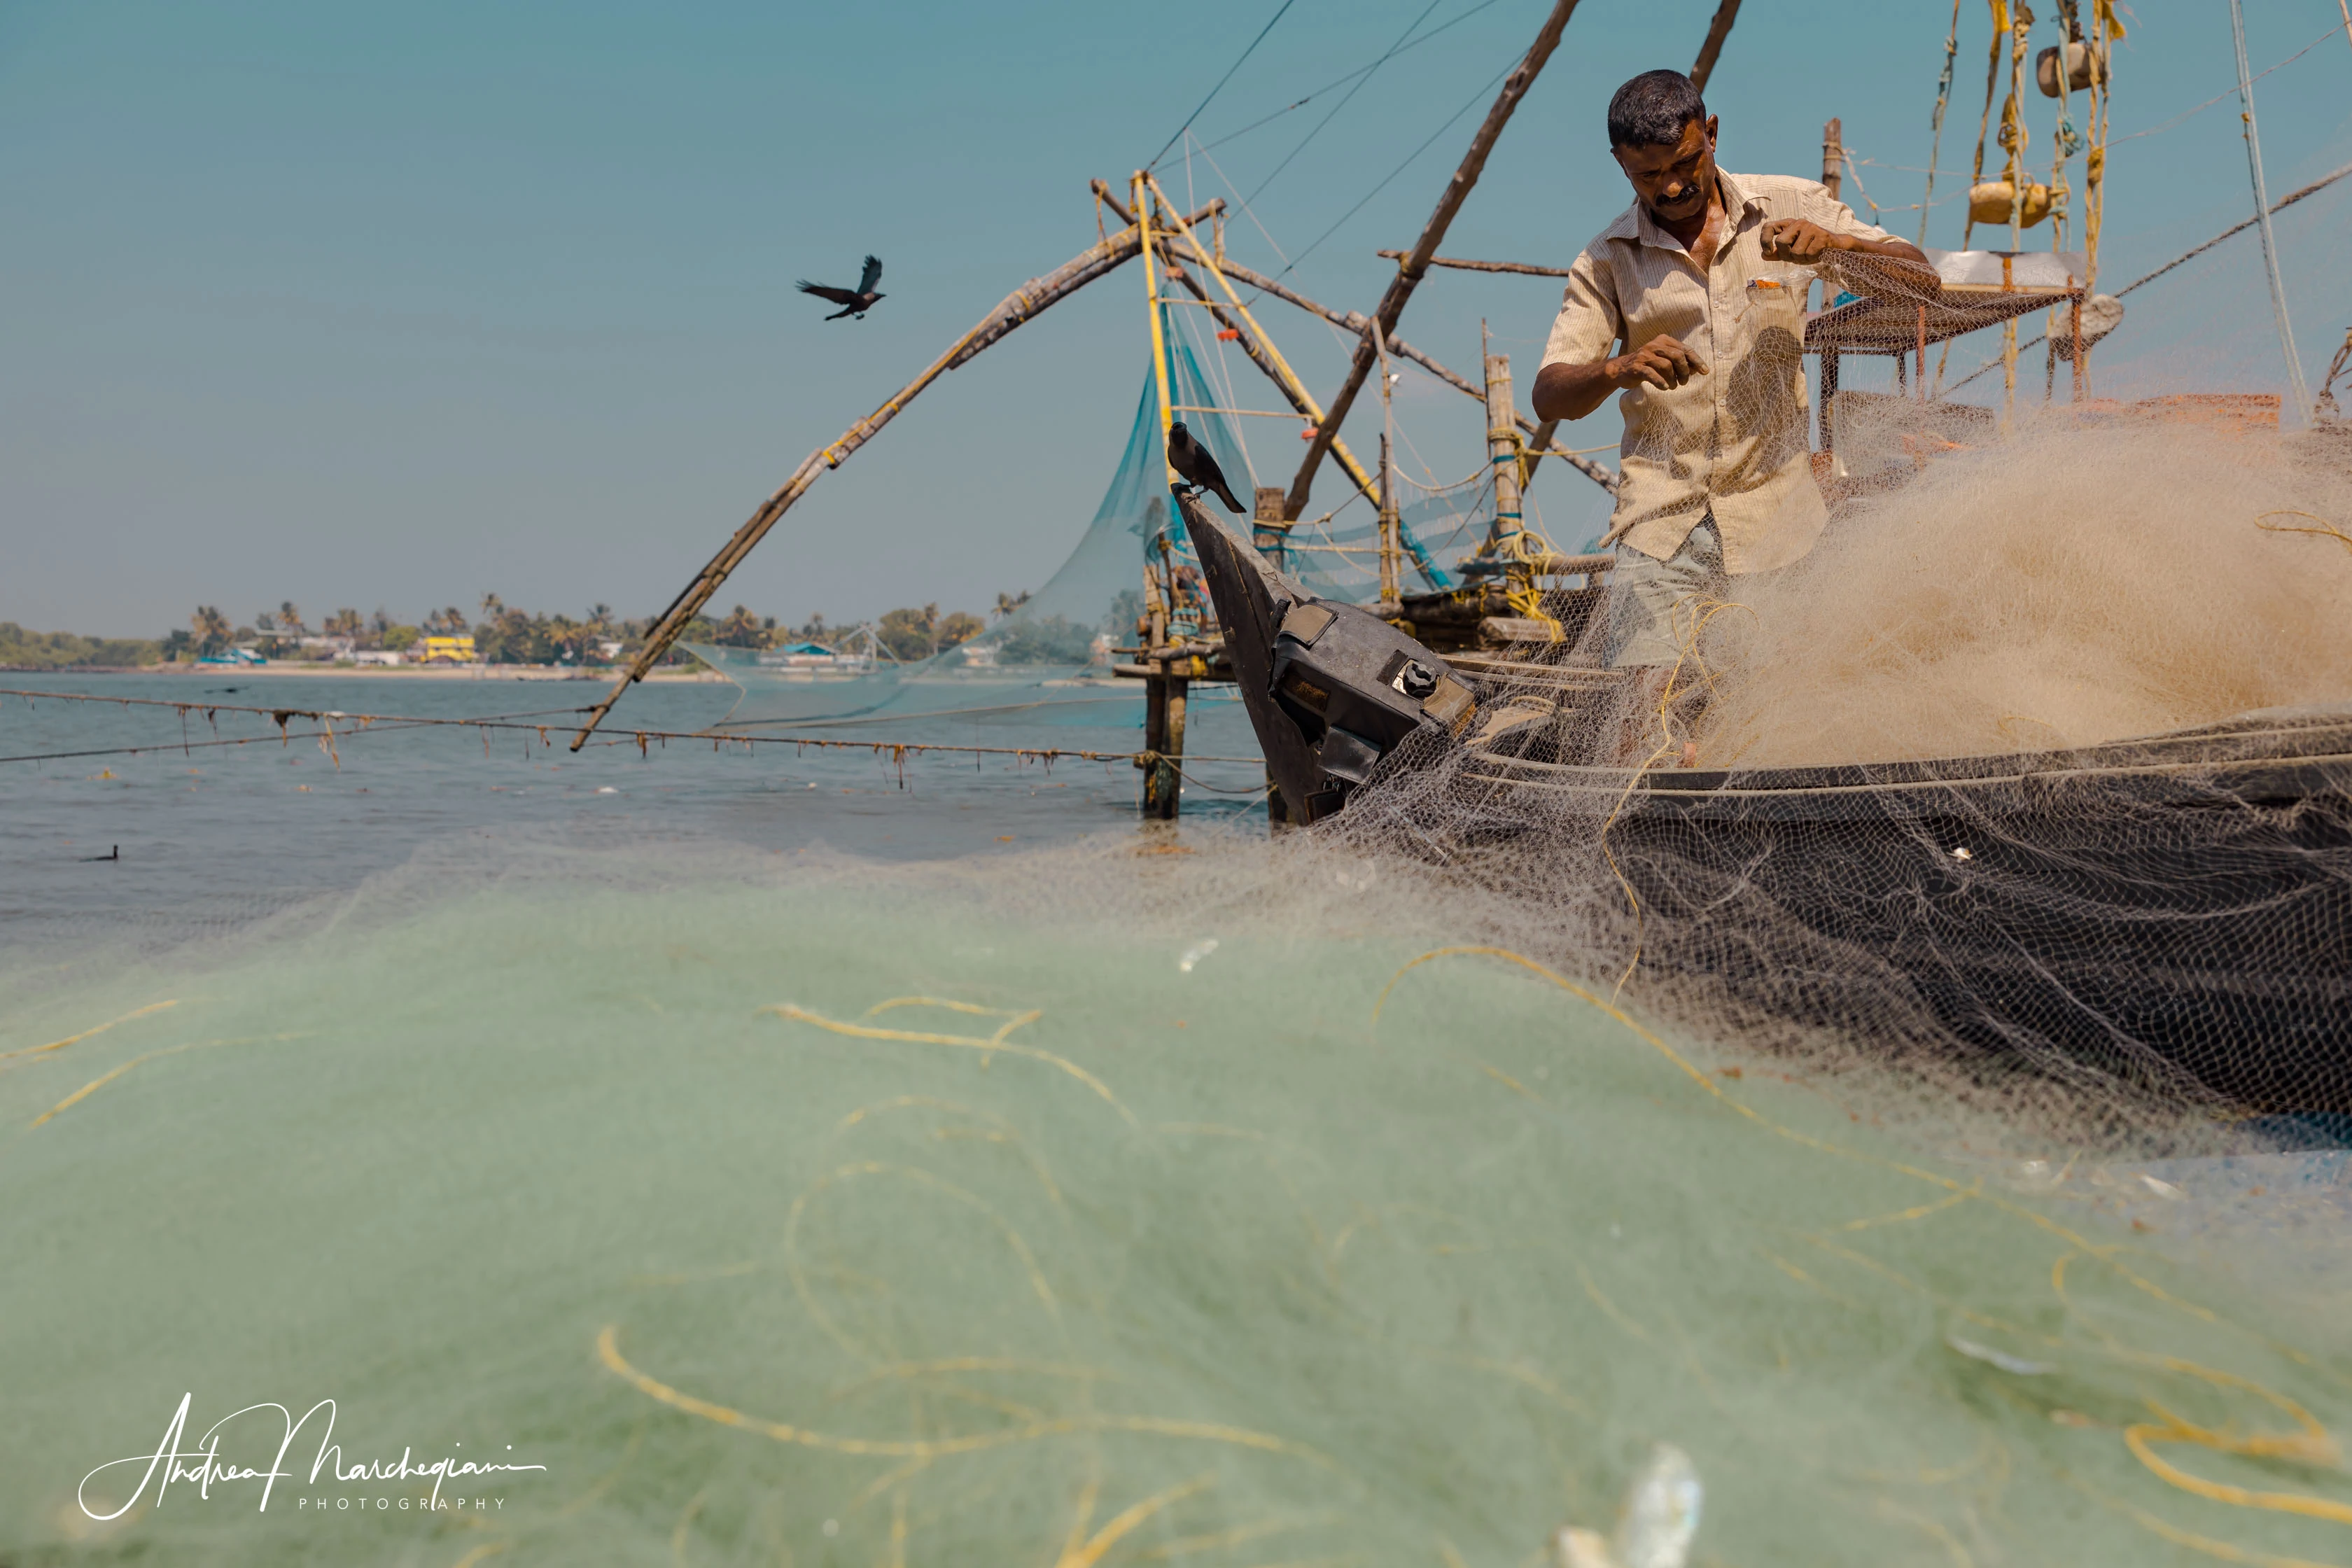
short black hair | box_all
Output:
[1607,69,1707,149]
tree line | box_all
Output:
[1,589,1060,671]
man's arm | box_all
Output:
[1531,338,1712,422]
[1762,220,1942,299]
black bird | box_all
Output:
[797,255,886,320]
[1167,420,1245,513]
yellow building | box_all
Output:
[419,635,477,664]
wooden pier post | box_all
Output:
[1252,486,1289,571]
[1139,540,1187,819]
[1485,347,1523,549]
[1152,664,1189,820]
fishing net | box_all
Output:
[6,828,2351,1568]
[697,309,1441,742]
[1319,400,2352,1120]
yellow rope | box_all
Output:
[762,1001,1135,1125]
[2255,510,2352,555]
[0,1000,180,1068]
[595,1324,1331,1466]
[1375,944,2352,1552]
[29,1032,304,1127]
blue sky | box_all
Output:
[6,0,2349,635]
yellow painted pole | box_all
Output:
[1136,172,1179,491]
[1142,171,1382,508]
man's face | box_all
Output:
[1611,115,1719,227]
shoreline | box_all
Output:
[1,664,727,682]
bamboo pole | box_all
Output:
[566,200,1222,751]
[1375,321,1400,610]
[1484,344,1522,547]
[1157,253,1443,589]
[1373,250,1574,278]
[1142,173,1385,514]
[1137,174,1180,486]
[1181,245,1618,496]
[2229,0,2313,422]
[1284,0,1584,521]
[1688,0,1743,93]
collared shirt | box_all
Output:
[1542,168,1893,573]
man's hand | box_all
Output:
[1608,335,1709,391]
[1760,218,1842,262]
[1761,221,1942,299]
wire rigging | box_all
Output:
[1147,0,1298,171]
[1251,55,1518,297]
[1243,0,1448,205]
[1193,0,1508,157]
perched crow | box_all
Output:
[1166,421,1244,513]
[797,255,886,320]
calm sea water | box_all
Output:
[0,669,1267,956]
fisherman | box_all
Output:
[1530,69,1938,762]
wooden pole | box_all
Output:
[1253,486,1289,571]
[1688,0,1743,94]
[1284,0,1584,521]
[1153,250,1439,586]
[1374,321,1399,610]
[1485,344,1522,548]
[1144,536,1186,819]
[1137,174,1179,488]
[566,200,1222,751]
[1186,247,1618,497]
[1142,175,1390,515]
[1821,117,1842,201]
[1373,250,1574,278]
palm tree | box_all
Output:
[479,592,505,622]
[192,606,231,654]
[993,590,1032,621]
[278,601,305,636]
[715,605,763,647]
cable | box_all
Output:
[1255,55,1517,294]
[1243,0,1447,206]
[1941,158,2352,394]
[1147,0,1298,172]
[1195,0,1507,157]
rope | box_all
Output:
[1373,946,2352,1555]
[1192,0,1507,158]
[2229,0,2314,421]
[1941,158,2352,393]
[1918,0,1963,246]
[0,686,1269,776]
[1146,0,1298,170]
[1242,0,1446,206]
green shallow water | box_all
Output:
[4,841,2347,1566]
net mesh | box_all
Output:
[6,832,2350,1567]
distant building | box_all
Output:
[752,640,872,673]
[354,650,404,666]
[419,636,477,664]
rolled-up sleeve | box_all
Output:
[1541,247,1622,370]
[1800,182,1894,246]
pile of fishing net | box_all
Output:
[5,827,2348,1566]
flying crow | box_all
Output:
[1167,420,1244,513]
[797,255,886,320]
